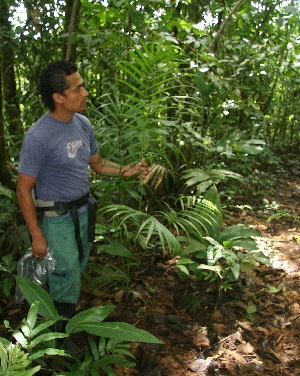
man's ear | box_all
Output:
[52,92,63,104]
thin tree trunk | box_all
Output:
[0,0,21,136]
[209,0,249,53]
[63,0,81,62]
[0,53,15,190]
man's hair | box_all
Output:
[39,60,78,111]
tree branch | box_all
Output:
[209,0,249,53]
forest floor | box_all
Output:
[2,169,300,375]
[78,171,300,375]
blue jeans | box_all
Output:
[40,209,91,304]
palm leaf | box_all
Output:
[182,167,243,195]
[101,205,182,255]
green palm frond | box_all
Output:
[182,167,243,195]
[101,205,182,255]
[174,187,222,240]
[102,187,222,256]
[137,215,182,255]
[83,264,130,292]
[176,198,222,241]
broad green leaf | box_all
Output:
[177,257,195,265]
[15,277,59,320]
[197,264,222,276]
[231,263,240,280]
[76,322,162,344]
[96,241,133,258]
[66,305,115,334]
[0,185,17,202]
[181,237,206,255]
[219,226,260,242]
[224,238,258,250]
[176,265,190,275]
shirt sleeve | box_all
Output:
[18,134,47,177]
[77,113,99,156]
[90,129,99,156]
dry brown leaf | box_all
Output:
[224,349,247,364]
[237,342,255,354]
[192,326,210,347]
[143,164,168,189]
[237,321,253,331]
[256,326,270,335]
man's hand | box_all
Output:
[89,153,149,179]
[31,232,48,260]
[128,160,149,180]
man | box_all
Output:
[17,60,148,324]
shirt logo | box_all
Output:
[66,140,82,158]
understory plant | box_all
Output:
[0,277,161,375]
[99,184,270,292]
[86,40,271,294]
[0,184,30,301]
[177,225,271,291]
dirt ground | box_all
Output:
[78,174,300,375]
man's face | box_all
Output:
[58,71,89,113]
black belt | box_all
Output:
[36,193,90,261]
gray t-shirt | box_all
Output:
[18,112,99,202]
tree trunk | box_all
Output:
[0,0,17,189]
[63,0,81,62]
[0,0,21,136]
[0,54,15,190]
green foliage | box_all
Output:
[0,186,31,301]
[3,301,68,361]
[98,183,270,293]
[0,185,30,259]
[16,276,59,320]
[0,254,17,298]
[175,194,222,241]
[245,304,257,322]
[214,131,266,157]
[59,337,135,376]
[0,184,17,203]
[178,225,271,291]
[2,278,162,374]
[1,5,298,370]
[0,342,41,376]
[100,205,183,255]
[267,211,300,224]
[182,167,243,196]
[83,263,131,293]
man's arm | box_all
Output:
[16,173,48,259]
[89,153,148,179]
